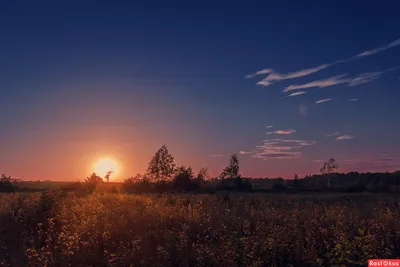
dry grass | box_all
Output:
[1,192,400,266]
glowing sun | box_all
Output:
[93,158,119,180]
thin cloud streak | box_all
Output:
[316,98,332,104]
[349,72,382,86]
[250,139,317,160]
[336,135,355,140]
[267,129,296,135]
[348,68,397,87]
[326,132,340,137]
[356,38,400,57]
[239,151,257,155]
[266,125,273,128]
[349,98,359,101]
[253,64,330,87]
[247,37,400,87]
[284,74,351,92]
[287,91,307,97]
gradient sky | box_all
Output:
[1,1,400,181]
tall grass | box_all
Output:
[1,192,400,266]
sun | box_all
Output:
[93,158,119,180]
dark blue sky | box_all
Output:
[1,1,400,180]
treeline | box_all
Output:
[2,145,400,194]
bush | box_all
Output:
[122,174,153,193]
[85,173,103,193]
[0,174,15,192]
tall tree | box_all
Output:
[320,157,339,187]
[146,144,176,182]
[220,154,240,179]
[197,167,209,181]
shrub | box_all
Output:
[0,174,15,192]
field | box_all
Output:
[1,191,400,267]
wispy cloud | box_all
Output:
[312,160,325,163]
[356,38,400,57]
[210,154,226,157]
[250,139,316,160]
[251,64,330,87]
[326,132,340,137]
[348,68,396,86]
[247,37,400,88]
[239,151,257,155]
[267,129,296,135]
[349,98,359,101]
[316,98,332,104]
[266,125,273,128]
[284,74,351,92]
[348,72,383,86]
[336,135,355,141]
[287,91,307,97]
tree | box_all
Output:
[292,174,302,190]
[105,170,113,183]
[320,157,339,187]
[220,154,240,179]
[0,174,15,192]
[85,172,103,193]
[197,167,209,181]
[173,165,196,191]
[146,144,176,182]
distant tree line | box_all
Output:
[2,146,400,194]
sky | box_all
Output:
[1,1,400,181]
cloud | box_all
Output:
[287,91,307,97]
[312,160,325,163]
[245,69,273,79]
[348,72,383,86]
[252,64,330,87]
[251,139,316,160]
[247,37,400,88]
[316,98,332,104]
[356,38,400,57]
[348,68,396,87]
[267,129,296,135]
[266,125,273,128]
[210,154,226,157]
[239,151,257,155]
[326,132,340,137]
[349,98,359,101]
[336,135,355,140]
[284,74,351,92]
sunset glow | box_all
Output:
[93,158,119,180]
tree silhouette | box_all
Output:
[105,170,113,183]
[220,154,240,179]
[85,172,103,183]
[85,172,103,193]
[0,174,15,192]
[146,144,176,182]
[320,157,339,187]
[197,167,209,181]
[173,165,196,191]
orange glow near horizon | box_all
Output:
[92,157,120,180]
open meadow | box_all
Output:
[1,190,400,267]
